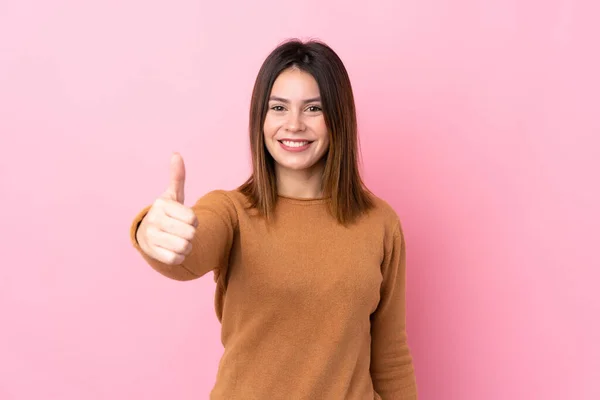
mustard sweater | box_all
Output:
[130,189,418,399]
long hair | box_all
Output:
[238,38,373,225]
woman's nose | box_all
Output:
[285,111,305,132]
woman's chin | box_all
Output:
[275,159,321,172]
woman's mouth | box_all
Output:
[278,139,313,152]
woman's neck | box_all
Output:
[275,164,325,199]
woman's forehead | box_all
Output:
[270,69,320,99]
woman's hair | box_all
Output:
[238,38,373,225]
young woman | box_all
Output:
[131,39,418,399]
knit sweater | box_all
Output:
[129,189,418,399]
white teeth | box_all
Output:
[282,140,309,147]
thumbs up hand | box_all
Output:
[136,153,199,265]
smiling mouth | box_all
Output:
[278,140,313,148]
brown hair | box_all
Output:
[238,38,373,225]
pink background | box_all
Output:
[1,1,598,399]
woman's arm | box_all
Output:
[130,190,238,281]
[370,221,418,399]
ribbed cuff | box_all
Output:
[129,205,152,250]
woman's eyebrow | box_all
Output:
[269,96,322,104]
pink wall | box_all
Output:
[1,1,598,399]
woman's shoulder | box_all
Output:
[363,190,405,235]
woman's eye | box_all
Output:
[271,105,285,111]
[307,106,322,112]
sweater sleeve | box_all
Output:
[129,190,238,281]
[370,221,418,399]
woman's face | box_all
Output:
[263,68,330,174]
